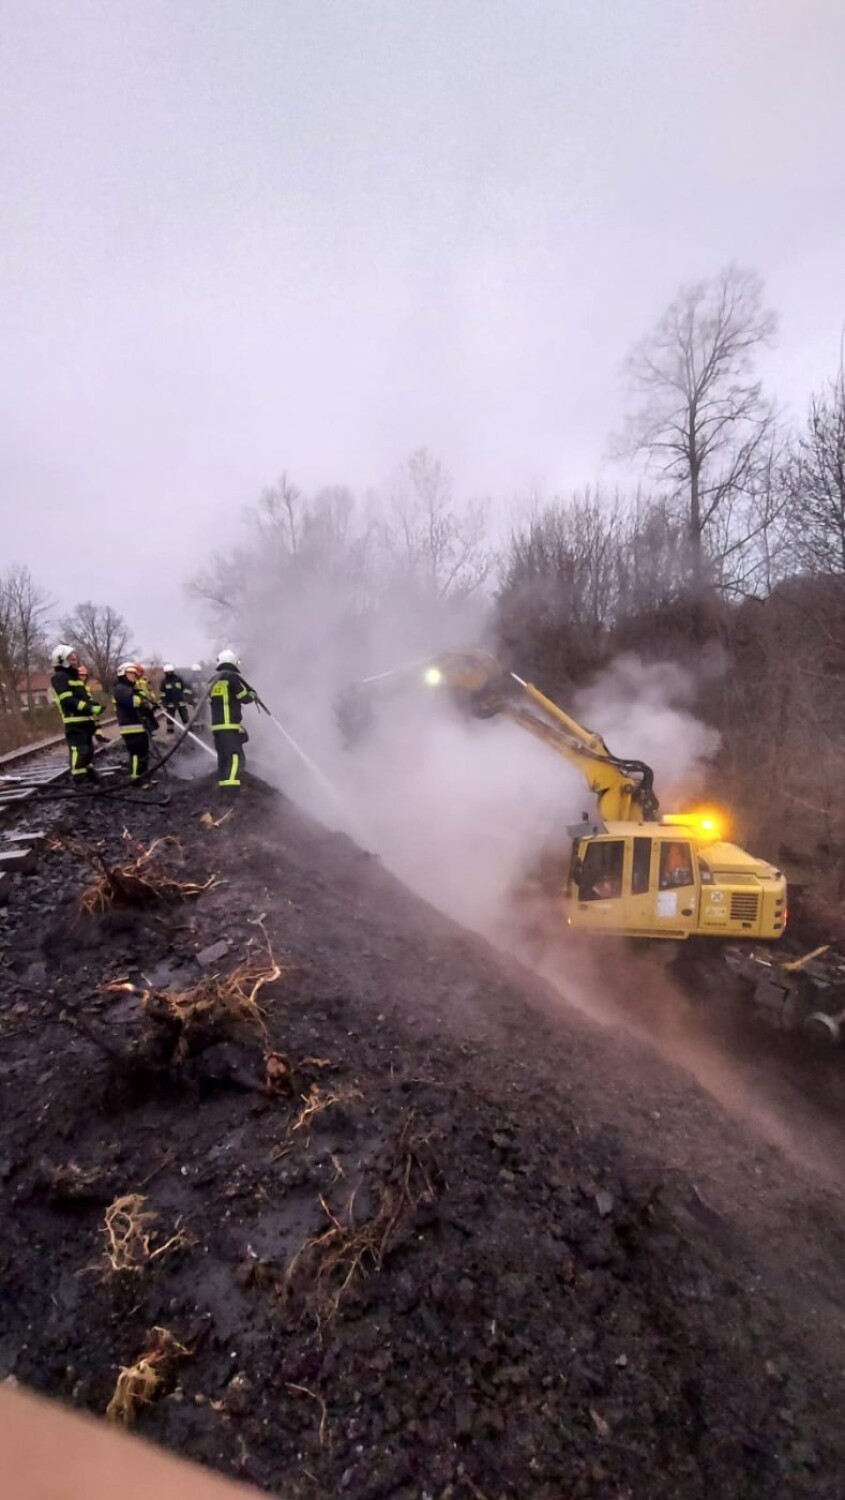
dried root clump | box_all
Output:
[106,1326,190,1426]
[70,831,213,916]
[291,1082,363,1133]
[285,1120,439,1315]
[144,945,288,1059]
[71,832,216,916]
[199,809,233,830]
[102,1193,190,1273]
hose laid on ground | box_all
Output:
[12,689,215,807]
[0,740,169,806]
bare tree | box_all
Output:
[785,355,845,574]
[190,479,379,636]
[188,546,253,633]
[497,490,619,686]
[614,494,696,616]
[705,438,792,598]
[0,565,51,710]
[60,602,132,689]
[497,489,694,688]
[621,265,777,592]
[0,591,23,728]
[385,448,492,602]
[256,471,303,556]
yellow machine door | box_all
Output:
[649,838,699,936]
[572,836,643,933]
[572,837,627,931]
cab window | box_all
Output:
[659,841,694,889]
[632,837,651,895]
[579,840,624,901]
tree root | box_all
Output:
[101,1193,191,1273]
[291,1082,363,1133]
[56,831,217,915]
[144,951,286,1060]
[106,1326,190,1425]
[284,1118,439,1317]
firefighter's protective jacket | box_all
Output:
[113,679,150,736]
[161,671,189,707]
[209,666,258,732]
[51,666,103,727]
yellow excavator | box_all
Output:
[339,649,845,1036]
[338,648,788,947]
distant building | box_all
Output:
[16,673,54,709]
[15,672,104,710]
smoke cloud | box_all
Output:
[573,655,721,812]
[189,494,845,1188]
[216,496,720,944]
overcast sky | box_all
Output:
[3,0,844,660]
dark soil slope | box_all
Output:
[2,775,845,1500]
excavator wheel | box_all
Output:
[803,1012,842,1044]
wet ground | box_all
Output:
[1,771,845,1498]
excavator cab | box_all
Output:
[567,823,786,942]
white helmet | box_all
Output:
[51,643,74,667]
[216,648,240,667]
[191,663,202,673]
[117,661,138,677]
[163,663,175,673]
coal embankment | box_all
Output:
[2,774,845,1499]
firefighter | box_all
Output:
[133,664,160,736]
[209,648,260,797]
[113,663,152,782]
[160,664,191,733]
[189,662,209,731]
[77,662,109,757]
[50,644,104,786]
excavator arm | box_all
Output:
[337,648,659,824]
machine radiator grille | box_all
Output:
[730,893,759,924]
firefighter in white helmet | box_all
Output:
[49,644,105,786]
[209,649,260,797]
[159,663,192,733]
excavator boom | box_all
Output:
[338,648,659,823]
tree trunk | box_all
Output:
[0,659,25,736]
[689,460,705,595]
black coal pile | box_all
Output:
[1,771,844,1500]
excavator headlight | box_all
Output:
[423,666,443,687]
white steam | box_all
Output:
[228,544,719,943]
[193,532,845,1188]
[574,655,721,811]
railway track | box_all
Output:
[0,723,121,819]
[0,726,129,904]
